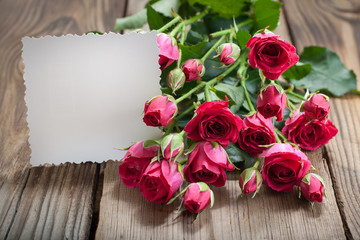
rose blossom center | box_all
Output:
[144,112,160,126]
[202,117,229,138]
[196,169,216,181]
[269,164,297,183]
[262,44,281,57]
[144,177,157,191]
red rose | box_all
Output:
[299,173,325,203]
[257,85,287,121]
[261,143,311,192]
[183,183,213,213]
[143,95,177,127]
[282,110,338,150]
[182,59,205,82]
[247,32,299,80]
[184,100,244,147]
[157,33,179,70]
[139,159,183,203]
[184,141,235,187]
[237,113,276,157]
[216,43,241,65]
[303,94,330,121]
[239,167,262,195]
[118,141,159,188]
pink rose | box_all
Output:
[157,33,180,70]
[303,94,330,121]
[237,113,276,157]
[261,143,311,192]
[182,59,205,81]
[282,111,338,150]
[183,183,213,213]
[184,141,235,187]
[118,141,159,188]
[143,95,177,127]
[184,100,244,147]
[247,32,299,80]
[216,43,241,65]
[139,159,183,203]
[299,173,325,203]
[257,85,287,121]
[239,167,262,195]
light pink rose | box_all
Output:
[157,33,179,70]
[257,85,287,121]
[183,183,212,213]
[143,95,177,127]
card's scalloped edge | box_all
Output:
[21,30,161,167]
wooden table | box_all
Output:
[0,0,359,239]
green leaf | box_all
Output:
[253,0,282,31]
[179,41,207,62]
[188,0,250,18]
[146,5,165,30]
[225,142,255,169]
[291,46,357,96]
[114,0,180,31]
[236,30,251,49]
[144,139,160,148]
[212,83,245,113]
[282,62,312,80]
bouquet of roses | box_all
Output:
[113,0,357,218]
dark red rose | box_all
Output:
[247,32,299,80]
[184,141,235,187]
[282,110,338,150]
[143,95,177,127]
[261,143,311,192]
[237,113,276,157]
[303,93,330,121]
[139,159,182,203]
[118,141,159,188]
[184,100,244,147]
[257,85,287,121]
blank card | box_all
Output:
[22,32,162,166]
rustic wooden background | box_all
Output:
[0,0,359,239]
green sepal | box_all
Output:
[185,142,198,155]
[210,141,218,149]
[167,184,191,205]
[197,182,210,192]
[150,156,159,164]
[143,139,160,148]
[115,142,136,151]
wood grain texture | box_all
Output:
[0,0,125,238]
[283,1,360,238]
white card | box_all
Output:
[22,32,162,166]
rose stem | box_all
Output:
[177,25,186,68]
[157,15,181,33]
[274,128,282,143]
[253,158,261,168]
[200,35,226,63]
[237,49,255,113]
[287,99,296,112]
[175,57,242,104]
[274,128,288,142]
[164,105,195,135]
[210,18,252,38]
[204,85,212,101]
[169,9,208,37]
[286,90,306,101]
[176,105,195,121]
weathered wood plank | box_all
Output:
[95,2,346,239]
[0,0,125,238]
[283,1,360,238]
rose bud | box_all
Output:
[139,159,183,203]
[261,143,311,192]
[183,182,214,213]
[247,31,299,80]
[167,68,186,93]
[184,100,244,147]
[303,93,330,121]
[216,43,241,65]
[157,33,180,70]
[299,173,325,203]
[239,167,262,196]
[184,141,235,187]
[182,59,205,81]
[282,110,338,150]
[238,113,277,157]
[143,95,178,127]
[160,133,184,160]
[257,85,287,121]
[118,141,159,188]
